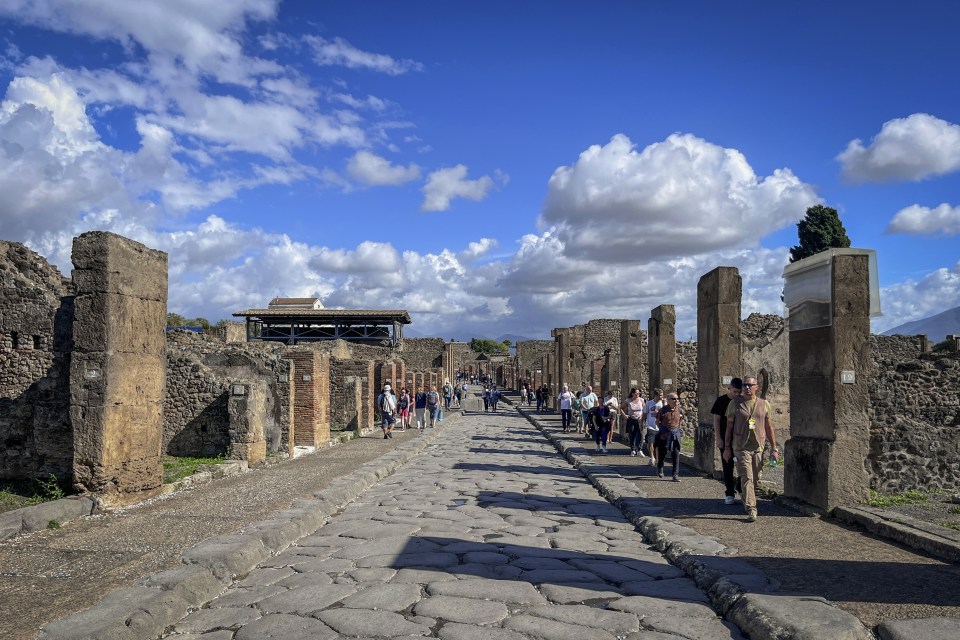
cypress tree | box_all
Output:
[789,205,851,263]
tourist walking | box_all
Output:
[642,389,663,465]
[601,390,619,449]
[489,385,501,412]
[534,385,544,412]
[656,392,684,481]
[723,376,779,522]
[443,380,454,410]
[579,385,598,436]
[711,378,743,504]
[621,387,646,456]
[376,383,397,439]
[592,403,613,454]
[426,385,442,427]
[414,386,428,430]
[397,387,412,430]
[454,384,463,408]
[557,383,576,432]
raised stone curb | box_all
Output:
[0,496,96,542]
[35,417,457,640]
[518,407,876,640]
[833,505,960,563]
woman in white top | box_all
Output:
[642,388,664,465]
[620,387,647,457]
[557,384,576,432]
[602,391,619,448]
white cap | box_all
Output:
[383,384,392,391]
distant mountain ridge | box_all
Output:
[882,305,960,342]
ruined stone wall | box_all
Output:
[330,359,375,432]
[164,331,290,456]
[0,241,73,481]
[580,320,623,388]
[741,313,791,437]
[676,340,698,436]
[516,340,553,381]
[399,338,445,370]
[868,336,960,492]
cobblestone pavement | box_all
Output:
[163,410,745,640]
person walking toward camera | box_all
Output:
[712,378,742,505]
[656,393,684,481]
[621,387,646,457]
[723,376,779,522]
[557,383,576,432]
[642,388,663,465]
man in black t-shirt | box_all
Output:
[711,378,743,505]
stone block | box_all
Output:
[71,231,168,301]
[72,293,165,355]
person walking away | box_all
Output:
[642,389,664,466]
[414,386,428,430]
[723,376,779,522]
[602,390,619,449]
[656,393,684,481]
[580,385,598,437]
[557,384,576,432]
[376,384,398,439]
[397,387,412,430]
[621,387,646,456]
[443,380,453,410]
[712,378,743,505]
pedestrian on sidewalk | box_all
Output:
[414,386,428,430]
[397,387,412,430]
[723,376,779,522]
[621,387,646,456]
[534,385,543,412]
[426,385,442,427]
[454,383,463,408]
[482,387,490,412]
[712,378,743,505]
[580,385,598,437]
[376,383,398,439]
[592,403,613,454]
[642,389,663,465]
[656,392,684,481]
[557,383,575,432]
[490,385,501,412]
[443,380,453,410]
[602,390,619,449]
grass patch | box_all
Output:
[681,437,695,450]
[0,474,68,513]
[940,521,960,531]
[867,489,933,507]
[162,455,225,484]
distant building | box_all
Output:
[268,297,324,310]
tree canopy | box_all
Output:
[789,205,851,263]
[470,338,510,355]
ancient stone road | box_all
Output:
[163,410,745,639]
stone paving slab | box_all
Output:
[140,408,750,640]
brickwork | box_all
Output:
[285,349,330,448]
[0,241,73,481]
[330,359,375,432]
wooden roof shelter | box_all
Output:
[233,309,412,346]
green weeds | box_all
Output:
[867,489,933,507]
[162,455,225,484]
[0,474,69,513]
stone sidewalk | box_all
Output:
[157,410,747,640]
[520,403,960,635]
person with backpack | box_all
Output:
[396,387,412,430]
[443,380,453,410]
[376,383,398,439]
[414,386,428,430]
[426,385,442,427]
[656,392,685,481]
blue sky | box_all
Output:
[1,1,958,339]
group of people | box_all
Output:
[481,385,502,412]
[535,376,777,522]
[374,382,447,438]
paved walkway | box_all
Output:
[162,410,746,639]
[0,430,417,640]
[523,406,960,630]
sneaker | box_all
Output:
[672,476,681,483]
[601,447,607,454]
[747,510,758,522]
[630,450,637,457]
[649,457,655,466]
[724,496,735,505]
[383,434,389,439]
[596,445,601,452]
[639,451,647,458]
[387,432,393,439]
[657,470,664,478]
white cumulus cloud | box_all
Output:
[346,150,421,186]
[541,133,818,262]
[873,260,960,334]
[306,35,423,75]
[886,203,960,235]
[837,113,960,183]
[421,165,500,212]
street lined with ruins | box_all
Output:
[158,409,747,640]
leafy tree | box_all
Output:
[789,205,851,263]
[188,317,212,331]
[501,339,512,348]
[470,338,509,355]
[166,312,186,327]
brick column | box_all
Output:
[70,232,167,505]
[695,267,743,476]
[285,350,330,449]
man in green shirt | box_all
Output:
[722,376,779,522]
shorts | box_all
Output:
[398,408,409,418]
[645,429,659,444]
[381,413,397,428]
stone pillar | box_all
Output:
[442,342,456,386]
[228,382,266,465]
[619,320,643,397]
[70,232,167,506]
[224,322,246,343]
[343,376,362,435]
[695,267,743,476]
[545,353,556,410]
[784,253,871,510]
[286,350,330,449]
[590,358,604,389]
[648,305,677,395]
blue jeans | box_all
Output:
[595,422,611,447]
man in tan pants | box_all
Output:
[722,376,779,522]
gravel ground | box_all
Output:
[531,411,960,630]
[0,426,429,640]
